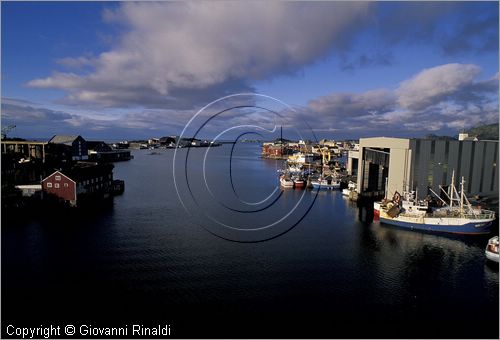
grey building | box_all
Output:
[356,137,498,199]
[48,135,88,161]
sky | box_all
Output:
[1,1,498,141]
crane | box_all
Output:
[1,125,16,139]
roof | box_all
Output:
[86,140,112,151]
[15,184,42,190]
[48,135,83,145]
[63,162,114,182]
[42,162,114,183]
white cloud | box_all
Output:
[396,63,481,110]
[304,63,498,135]
[27,2,371,108]
[308,89,396,118]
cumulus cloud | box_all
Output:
[27,1,371,109]
[304,63,498,136]
[56,56,97,69]
[396,63,481,110]
[1,97,195,138]
[308,89,396,118]
[1,100,74,122]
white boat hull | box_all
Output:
[485,250,499,263]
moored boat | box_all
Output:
[311,177,341,190]
[379,175,496,235]
[280,175,294,188]
[342,181,357,196]
[485,236,499,263]
[293,177,305,188]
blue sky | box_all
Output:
[1,1,498,140]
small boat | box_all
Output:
[342,181,357,196]
[288,165,302,173]
[311,177,340,190]
[374,179,427,218]
[280,175,294,188]
[485,236,499,263]
[293,177,305,188]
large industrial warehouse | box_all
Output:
[350,136,499,200]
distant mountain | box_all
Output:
[424,134,456,141]
[466,123,499,140]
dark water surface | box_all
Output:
[2,144,499,338]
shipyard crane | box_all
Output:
[319,147,331,164]
[1,125,16,139]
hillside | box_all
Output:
[467,123,499,140]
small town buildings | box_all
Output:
[319,139,337,148]
[159,136,176,147]
[458,132,479,141]
[48,135,88,161]
[87,141,112,153]
[41,162,114,206]
[112,141,130,149]
[262,143,285,158]
[148,138,160,145]
[87,141,133,162]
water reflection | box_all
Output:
[2,144,498,338]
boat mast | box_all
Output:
[450,170,455,208]
[429,187,448,206]
[280,125,283,157]
[460,176,465,216]
[384,176,389,199]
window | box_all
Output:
[55,175,61,181]
[64,183,69,188]
[54,183,60,188]
[47,182,52,188]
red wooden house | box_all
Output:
[41,162,114,206]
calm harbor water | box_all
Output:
[2,143,499,338]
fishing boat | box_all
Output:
[280,175,294,188]
[379,175,496,235]
[311,177,341,190]
[293,176,305,188]
[485,236,499,263]
[375,178,429,218]
[288,165,303,173]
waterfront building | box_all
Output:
[347,150,359,176]
[41,162,114,206]
[262,143,285,158]
[159,136,176,147]
[355,137,499,199]
[458,132,479,141]
[319,139,337,148]
[87,141,133,162]
[48,135,88,161]
[15,184,42,197]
